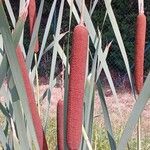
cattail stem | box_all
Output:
[80,0,85,24]
[138,0,144,14]
[34,53,40,115]
[67,24,88,150]
[82,125,92,150]
[134,10,146,150]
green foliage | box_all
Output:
[0,0,150,149]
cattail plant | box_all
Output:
[134,0,146,149]
[134,0,146,94]
[28,0,40,115]
[67,22,88,150]
[16,46,48,150]
[28,0,39,53]
[66,0,89,145]
[57,100,64,150]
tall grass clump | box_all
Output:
[66,22,88,150]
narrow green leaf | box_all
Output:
[0,127,9,149]
[10,88,30,150]
[0,54,8,89]
[117,72,150,149]
[103,0,134,92]
[90,0,98,16]
[4,0,16,27]
[38,0,57,66]
[96,79,116,150]
[48,0,65,89]
[26,0,45,70]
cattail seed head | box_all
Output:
[28,0,39,53]
[16,46,48,150]
[57,100,64,150]
[67,24,88,150]
[134,13,146,94]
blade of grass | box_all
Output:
[117,72,150,149]
[48,0,65,89]
[96,78,116,150]
[26,0,45,70]
[82,33,100,149]
[0,54,8,89]
[8,85,30,150]
[37,0,57,66]
[90,0,98,16]
[31,32,68,83]
[43,0,65,132]
[4,0,16,27]
[103,0,134,92]
[96,41,112,81]
[0,127,9,149]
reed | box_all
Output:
[67,23,88,150]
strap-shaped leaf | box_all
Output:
[38,0,57,66]
[0,127,9,149]
[117,72,150,149]
[0,2,39,148]
[96,78,116,150]
[26,0,45,70]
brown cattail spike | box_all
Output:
[16,46,48,150]
[134,13,146,94]
[28,0,39,53]
[57,100,64,150]
[67,23,88,150]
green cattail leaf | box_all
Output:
[40,0,64,131]
[82,33,100,149]
[39,88,48,103]
[96,78,116,150]
[103,0,134,93]
[48,0,65,88]
[67,0,80,23]
[31,32,68,82]
[9,87,30,150]
[0,102,10,118]
[12,134,20,150]
[38,0,57,66]
[12,17,26,49]
[44,32,68,56]
[90,0,98,16]
[26,0,45,70]
[0,54,8,89]
[4,0,16,27]
[82,76,95,150]
[0,128,9,149]
[96,41,112,81]
[3,120,9,137]
[117,72,150,149]
[0,2,40,149]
